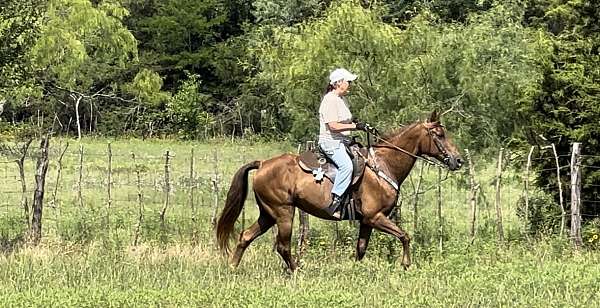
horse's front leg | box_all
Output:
[366,212,412,269]
[356,223,373,261]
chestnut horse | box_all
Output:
[216,111,462,271]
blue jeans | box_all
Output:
[319,141,353,197]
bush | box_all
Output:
[516,189,561,236]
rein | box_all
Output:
[367,125,449,169]
[357,122,452,193]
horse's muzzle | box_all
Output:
[447,156,463,171]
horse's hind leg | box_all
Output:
[274,209,297,272]
[230,211,275,268]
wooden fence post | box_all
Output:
[210,149,220,227]
[413,162,424,234]
[437,167,443,253]
[551,143,566,236]
[296,141,312,264]
[396,190,403,228]
[77,144,84,208]
[570,143,583,249]
[524,146,534,236]
[495,148,504,242]
[190,148,197,242]
[159,150,171,224]
[28,135,50,245]
[106,142,113,230]
[16,139,33,226]
[465,149,479,242]
[51,142,69,207]
[240,147,246,232]
[52,141,69,231]
[132,153,144,246]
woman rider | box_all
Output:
[318,68,366,219]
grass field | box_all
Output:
[0,137,598,307]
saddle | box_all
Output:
[297,142,368,220]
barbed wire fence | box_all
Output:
[0,138,286,248]
[0,138,598,253]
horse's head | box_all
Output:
[419,111,463,170]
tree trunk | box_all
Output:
[28,136,50,245]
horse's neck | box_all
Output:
[374,128,421,183]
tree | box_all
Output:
[28,0,138,138]
[249,1,547,147]
[0,0,45,127]
[126,0,228,90]
[522,0,600,226]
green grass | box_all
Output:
[1,239,599,307]
[0,137,598,307]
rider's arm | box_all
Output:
[327,121,357,133]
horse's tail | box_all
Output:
[216,160,261,256]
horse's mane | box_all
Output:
[376,122,422,144]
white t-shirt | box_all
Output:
[318,91,352,147]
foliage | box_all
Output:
[522,0,600,221]
[252,0,328,25]
[167,74,215,139]
[379,0,495,24]
[250,1,548,147]
[125,0,228,90]
[0,0,44,92]
[516,188,561,235]
[0,0,595,152]
[30,0,137,88]
[2,0,141,137]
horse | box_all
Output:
[216,111,463,271]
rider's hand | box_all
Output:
[355,122,367,131]
[355,122,380,135]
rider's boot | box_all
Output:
[324,193,343,219]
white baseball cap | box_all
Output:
[329,68,358,85]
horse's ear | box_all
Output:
[428,110,439,123]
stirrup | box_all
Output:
[325,196,342,219]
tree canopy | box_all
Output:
[0,0,597,155]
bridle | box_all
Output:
[423,122,452,166]
[369,122,451,169]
